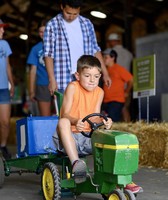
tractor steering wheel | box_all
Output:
[81,113,108,138]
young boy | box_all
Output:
[54,55,142,194]
[54,55,112,184]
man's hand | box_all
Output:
[103,74,112,88]
[10,84,15,98]
[48,78,58,96]
[29,91,36,102]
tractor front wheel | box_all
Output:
[124,189,136,200]
[41,162,61,200]
[108,189,126,200]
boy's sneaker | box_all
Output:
[72,160,87,184]
[125,182,143,194]
[0,146,12,160]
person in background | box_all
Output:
[107,33,133,72]
[102,49,142,194]
[54,55,112,184]
[43,0,111,95]
[0,19,14,159]
[27,20,52,116]
[102,49,133,122]
[107,33,133,122]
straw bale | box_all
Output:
[8,117,21,145]
[112,122,168,168]
[8,118,168,168]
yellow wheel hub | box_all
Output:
[125,194,129,200]
[42,168,54,200]
[109,193,120,200]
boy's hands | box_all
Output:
[103,117,112,129]
[76,117,112,132]
[76,119,85,132]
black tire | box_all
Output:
[102,194,108,200]
[0,156,5,188]
[41,162,61,200]
[124,189,136,200]
[108,189,126,200]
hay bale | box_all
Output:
[8,117,21,145]
[112,122,168,168]
[8,118,168,169]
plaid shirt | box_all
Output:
[43,13,101,91]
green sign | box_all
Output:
[133,54,156,98]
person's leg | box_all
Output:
[57,118,79,163]
[0,103,12,159]
[38,101,51,116]
[0,104,11,146]
[57,118,87,183]
[122,105,130,122]
[122,95,131,122]
[107,102,124,122]
[35,85,52,116]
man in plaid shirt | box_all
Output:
[43,0,111,95]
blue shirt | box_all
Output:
[0,40,12,89]
[43,13,101,91]
[27,41,49,85]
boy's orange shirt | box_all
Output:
[69,81,103,132]
[103,63,132,103]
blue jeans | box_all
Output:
[103,101,124,122]
[0,89,11,104]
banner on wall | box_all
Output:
[133,54,156,99]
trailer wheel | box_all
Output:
[108,189,126,200]
[0,156,5,188]
[41,162,61,200]
[124,189,136,200]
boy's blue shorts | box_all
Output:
[0,89,11,104]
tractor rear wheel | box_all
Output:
[41,162,61,200]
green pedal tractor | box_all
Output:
[0,92,142,200]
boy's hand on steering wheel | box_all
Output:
[103,118,112,130]
[76,119,85,132]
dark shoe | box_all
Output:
[72,160,87,184]
[0,146,12,160]
[125,182,143,194]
